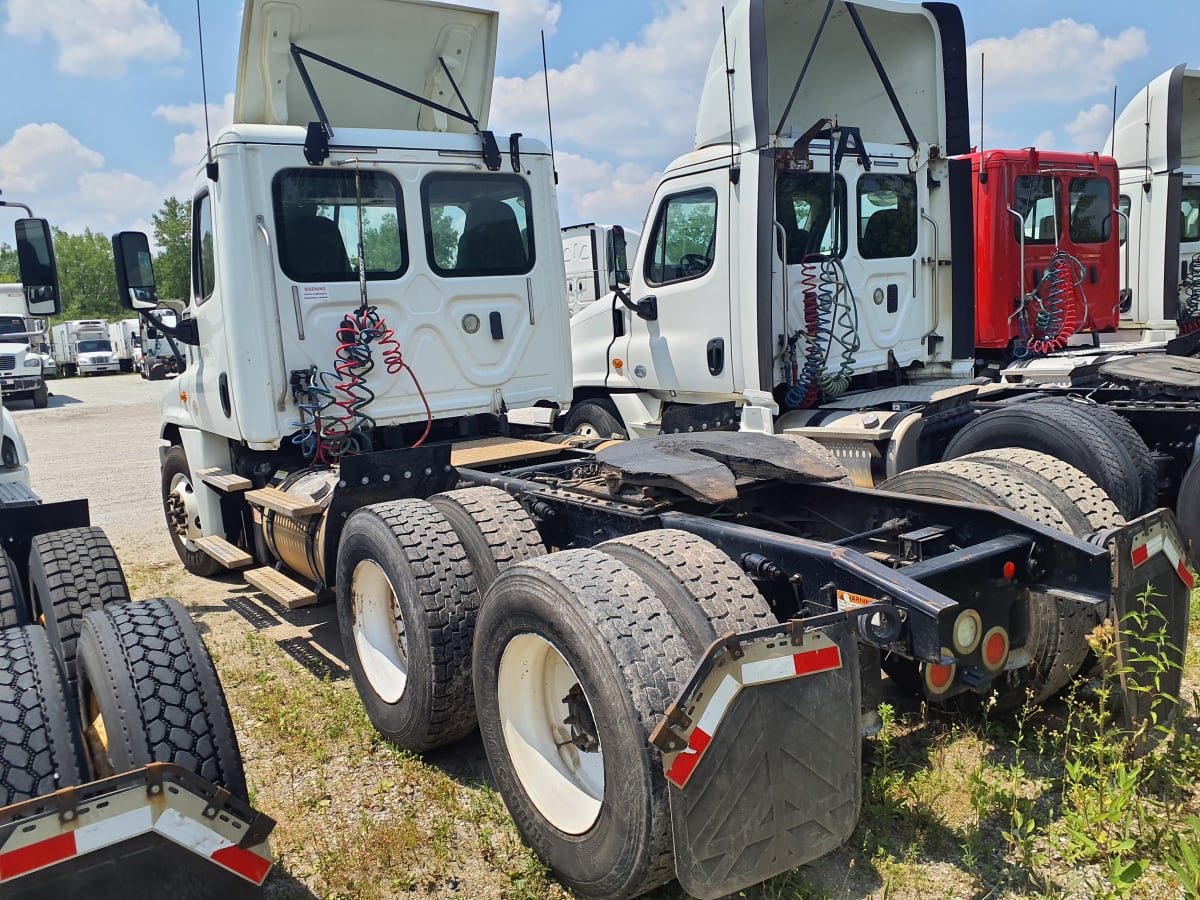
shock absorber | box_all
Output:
[1026,249,1086,355]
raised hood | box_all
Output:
[695,0,963,154]
[1106,65,1200,175]
[234,0,499,134]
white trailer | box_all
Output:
[107,317,140,372]
[0,284,48,408]
[562,223,639,316]
[51,319,119,377]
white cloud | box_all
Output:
[554,152,659,230]
[1030,129,1058,152]
[491,0,721,164]
[154,93,236,171]
[5,0,183,78]
[1064,103,1115,151]
[968,20,1147,113]
[474,0,561,58]
[0,123,161,234]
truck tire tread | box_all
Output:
[0,625,87,805]
[942,402,1142,519]
[429,486,545,595]
[75,597,248,798]
[957,448,1125,532]
[0,550,29,630]
[29,526,131,684]
[1027,397,1157,515]
[598,528,774,657]
[474,549,693,899]
[335,499,480,751]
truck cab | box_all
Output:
[115,0,570,548]
[570,0,972,436]
[0,284,48,408]
[969,149,1121,359]
[1107,64,1200,340]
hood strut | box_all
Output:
[289,43,501,170]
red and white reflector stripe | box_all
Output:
[0,803,270,886]
[1131,524,1195,589]
[666,642,842,789]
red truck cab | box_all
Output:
[969,148,1121,358]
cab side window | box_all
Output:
[273,169,408,282]
[422,174,534,277]
[857,174,918,259]
[1012,175,1061,245]
[193,193,216,303]
[645,189,718,286]
[775,172,847,262]
[1068,177,1113,244]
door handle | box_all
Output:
[706,338,725,376]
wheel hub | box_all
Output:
[166,492,189,536]
[561,683,600,753]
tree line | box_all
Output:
[0,197,190,323]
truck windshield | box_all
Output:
[0,316,24,336]
[78,340,111,353]
[775,172,847,262]
[1181,187,1200,244]
[1068,177,1112,244]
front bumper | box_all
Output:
[79,363,121,374]
[0,375,41,392]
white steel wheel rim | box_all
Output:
[574,419,603,439]
[497,633,604,834]
[168,472,203,550]
[351,559,408,703]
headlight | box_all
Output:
[23,357,41,368]
[1,438,17,469]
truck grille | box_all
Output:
[0,355,14,371]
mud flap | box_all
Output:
[651,621,861,899]
[1107,511,1192,731]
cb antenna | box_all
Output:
[541,31,558,185]
[979,52,984,152]
[722,6,739,183]
[1110,83,1118,153]
[196,0,217,181]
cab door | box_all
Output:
[623,172,733,396]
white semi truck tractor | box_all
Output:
[0,283,48,408]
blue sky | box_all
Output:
[0,0,1194,239]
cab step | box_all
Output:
[244,486,324,518]
[194,535,254,570]
[244,567,318,609]
[196,467,252,492]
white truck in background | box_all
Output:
[107,317,141,372]
[51,319,119,377]
[1107,64,1200,342]
[0,283,48,408]
[562,223,639,316]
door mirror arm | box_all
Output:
[612,283,658,321]
[138,310,200,347]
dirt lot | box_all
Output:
[11,374,1200,900]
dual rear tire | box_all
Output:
[335,486,775,898]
